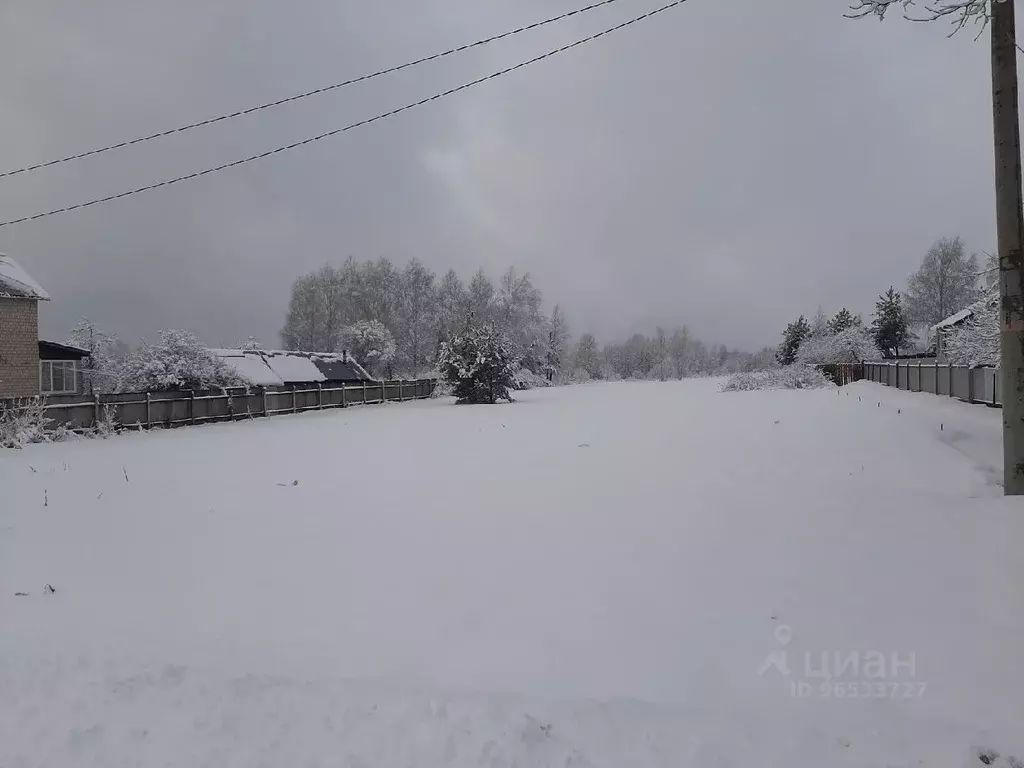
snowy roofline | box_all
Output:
[932,308,975,332]
[0,253,50,300]
[931,291,1000,332]
[211,348,352,358]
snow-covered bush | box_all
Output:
[115,330,242,392]
[511,366,549,391]
[565,367,592,383]
[720,366,835,392]
[0,398,71,449]
[795,325,879,365]
[340,320,396,378]
[438,324,518,404]
[944,289,999,367]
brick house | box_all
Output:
[0,253,88,399]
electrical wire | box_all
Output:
[0,0,628,180]
[0,0,689,229]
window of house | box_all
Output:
[40,360,77,395]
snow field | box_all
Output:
[2,378,1022,767]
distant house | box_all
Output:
[0,254,88,399]
[931,293,999,360]
[209,348,374,387]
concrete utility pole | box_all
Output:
[991,0,1024,494]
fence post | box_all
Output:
[934,361,939,394]
[381,380,386,403]
[968,366,975,404]
[341,383,347,408]
[190,390,196,425]
[916,361,921,392]
[93,394,100,429]
[399,380,404,402]
[317,382,323,410]
[262,387,268,417]
[292,385,297,414]
[145,391,151,428]
[993,368,999,406]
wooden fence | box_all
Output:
[0,379,438,432]
[817,363,865,386]
[861,361,1000,406]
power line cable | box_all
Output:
[0,0,689,229]
[0,0,628,180]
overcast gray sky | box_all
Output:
[0,0,996,351]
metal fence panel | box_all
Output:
[1,379,437,434]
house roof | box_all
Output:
[0,253,50,300]
[39,340,90,360]
[932,307,975,332]
[932,291,1000,332]
[210,348,373,385]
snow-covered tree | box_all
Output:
[828,308,859,334]
[943,288,1000,366]
[435,269,469,349]
[238,336,263,351]
[776,316,810,366]
[905,237,980,327]
[809,306,830,338]
[66,317,119,394]
[340,320,397,378]
[396,259,437,375]
[467,269,496,324]
[280,265,347,352]
[796,325,879,364]
[437,323,518,404]
[871,287,910,358]
[544,304,569,382]
[116,330,241,392]
[496,267,546,373]
[573,333,601,379]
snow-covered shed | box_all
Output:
[210,349,374,386]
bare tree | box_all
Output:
[396,259,437,375]
[467,268,496,323]
[435,269,469,349]
[905,237,980,327]
[573,333,601,378]
[496,267,545,372]
[846,0,989,34]
[280,266,346,352]
[544,304,569,381]
[66,317,119,394]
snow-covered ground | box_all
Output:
[2,379,1022,767]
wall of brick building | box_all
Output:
[0,298,40,398]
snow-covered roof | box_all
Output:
[0,253,50,300]
[932,308,975,332]
[932,292,1000,332]
[210,349,373,385]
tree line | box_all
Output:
[775,236,994,366]
[279,257,764,383]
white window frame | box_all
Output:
[40,360,78,395]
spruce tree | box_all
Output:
[828,308,857,334]
[438,322,518,404]
[871,287,910,358]
[776,315,810,366]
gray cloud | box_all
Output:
[0,0,996,351]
